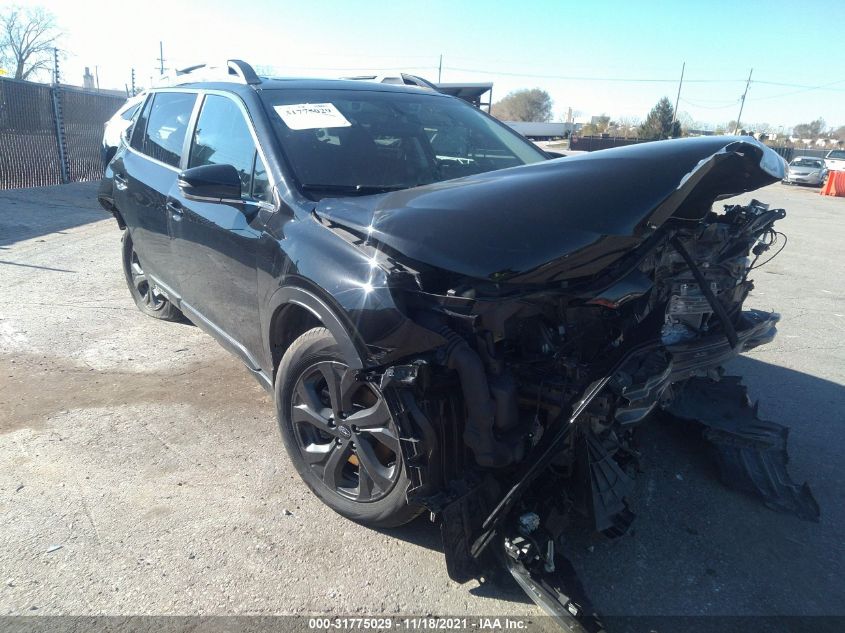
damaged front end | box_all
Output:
[316,137,816,629]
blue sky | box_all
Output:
[23,0,845,130]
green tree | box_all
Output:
[491,88,553,122]
[638,97,681,140]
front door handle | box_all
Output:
[166,199,183,220]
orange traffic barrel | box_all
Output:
[821,171,845,197]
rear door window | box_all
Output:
[137,92,197,168]
[188,94,258,197]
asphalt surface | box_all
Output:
[1,180,843,622]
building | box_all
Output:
[503,121,577,141]
[434,83,493,112]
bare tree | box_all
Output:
[0,5,61,81]
[616,117,641,139]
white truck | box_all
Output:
[824,149,845,172]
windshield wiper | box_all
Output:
[301,184,406,196]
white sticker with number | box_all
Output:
[273,103,351,130]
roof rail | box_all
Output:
[341,73,438,91]
[227,59,261,85]
[154,59,261,87]
[399,74,438,90]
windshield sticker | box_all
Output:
[273,103,351,130]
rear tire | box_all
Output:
[121,229,182,321]
[275,327,422,528]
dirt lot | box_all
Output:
[1,181,843,620]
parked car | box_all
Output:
[98,60,815,629]
[824,149,845,172]
[783,156,827,186]
[101,93,145,168]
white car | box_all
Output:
[824,149,845,172]
[101,94,145,168]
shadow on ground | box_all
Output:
[0,182,105,247]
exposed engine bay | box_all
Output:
[395,201,814,630]
[316,138,818,630]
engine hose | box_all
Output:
[433,325,523,468]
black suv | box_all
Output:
[100,60,812,623]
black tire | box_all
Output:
[275,327,422,528]
[121,229,182,321]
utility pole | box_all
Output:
[158,41,165,75]
[438,54,442,83]
[95,65,100,91]
[672,61,685,126]
[52,47,60,84]
[734,68,753,135]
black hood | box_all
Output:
[314,136,785,284]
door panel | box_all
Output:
[168,191,265,364]
[122,150,178,286]
[113,91,197,290]
[168,93,266,364]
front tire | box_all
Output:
[121,230,182,321]
[275,327,421,528]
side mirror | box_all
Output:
[178,164,242,201]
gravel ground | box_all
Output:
[0,181,843,621]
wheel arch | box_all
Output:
[266,285,365,380]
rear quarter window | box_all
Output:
[120,103,141,121]
[131,92,197,168]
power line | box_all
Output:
[747,78,845,102]
[438,64,845,97]
[680,97,740,110]
[271,65,437,73]
[441,65,747,83]
[751,78,845,90]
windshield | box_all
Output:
[791,158,823,168]
[827,150,845,160]
[260,89,547,197]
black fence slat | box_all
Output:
[0,77,126,189]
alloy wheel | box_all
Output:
[290,361,402,502]
[129,250,166,310]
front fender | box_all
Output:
[265,284,366,371]
[258,210,446,375]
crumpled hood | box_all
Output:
[314,136,784,284]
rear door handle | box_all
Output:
[114,173,128,190]
[166,199,184,220]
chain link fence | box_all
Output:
[0,77,126,190]
[769,146,829,163]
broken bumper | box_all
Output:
[665,308,779,381]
